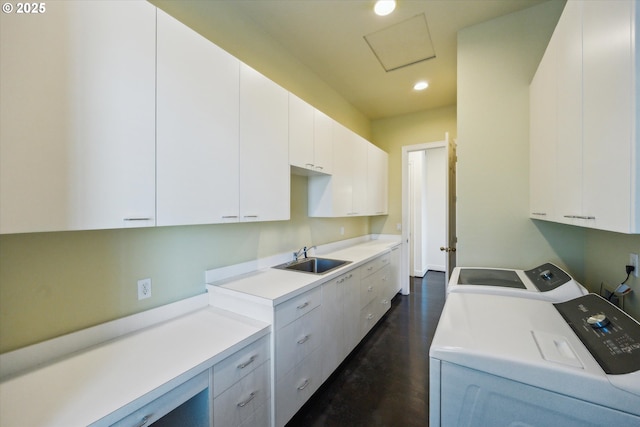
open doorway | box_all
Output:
[401,135,456,294]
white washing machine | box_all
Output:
[447,262,587,302]
[429,292,640,426]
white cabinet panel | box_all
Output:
[275,347,322,427]
[0,0,156,233]
[582,0,635,232]
[156,10,240,226]
[240,64,290,222]
[275,307,321,380]
[530,0,640,233]
[367,143,389,215]
[289,94,333,176]
[313,109,334,175]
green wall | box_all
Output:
[0,176,369,352]
[456,0,586,273]
[371,106,457,236]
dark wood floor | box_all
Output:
[286,271,447,427]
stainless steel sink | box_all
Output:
[274,257,351,275]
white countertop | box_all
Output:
[208,237,401,305]
[0,307,269,427]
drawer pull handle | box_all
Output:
[367,266,374,271]
[367,313,374,320]
[237,391,257,408]
[297,334,310,344]
[123,217,152,221]
[564,215,595,220]
[297,379,310,391]
[135,415,152,427]
[222,215,239,219]
[368,286,373,292]
[297,302,309,310]
[237,355,257,369]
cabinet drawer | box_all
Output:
[276,306,322,380]
[213,335,270,398]
[275,286,321,330]
[275,347,322,427]
[360,253,390,279]
[360,299,380,338]
[237,399,270,427]
[213,361,270,427]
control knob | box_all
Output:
[587,313,610,329]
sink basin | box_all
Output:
[274,257,351,275]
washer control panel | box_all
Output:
[525,263,572,292]
[555,294,640,374]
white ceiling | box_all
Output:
[189,0,551,120]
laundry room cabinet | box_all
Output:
[156,9,240,227]
[529,0,640,233]
[240,64,290,222]
[0,0,156,233]
[288,94,333,175]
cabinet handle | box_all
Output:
[531,212,547,216]
[368,286,373,292]
[297,302,309,310]
[222,215,239,219]
[123,217,152,221]
[306,163,315,168]
[134,415,152,427]
[243,215,259,218]
[237,355,257,369]
[367,313,374,320]
[337,278,345,283]
[297,379,310,391]
[315,166,324,170]
[237,391,257,408]
[297,334,310,344]
[564,215,595,220]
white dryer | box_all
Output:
[429,292,640,426]
[447,262,587,302]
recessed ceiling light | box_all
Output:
[374,0,396,16]
[413,81,429,91]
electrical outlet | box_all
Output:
[630,253,639,277]
[340,226,345,235]
[137,278,152,300]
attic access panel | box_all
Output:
[364,13,436,72]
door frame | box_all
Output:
[401,135,453,294]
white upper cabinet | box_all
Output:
[313,109,334,175]
[529,0,640,233]
[288,94,333,175]
[367,143,389,215]
[239,64,290,222]
[156,10,240,226]
[308,121,387,218]
[0,0,156,233]
[581,0,637,233]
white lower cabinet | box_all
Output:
[320,269,360,382]
[359,252,391,338]
[273,287,322,426]
[207,247,398,427]
[275,346,323,427]
[213,335,271,427]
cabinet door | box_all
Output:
[289,93,315,171]
[352,135,368,216]
[330,122,357,216]
[0,0,156,233]
[367,144,388,215]
[313,110,333,174]
[554,1,585,226]
[239,64,290,222]
[156,10,240,226]
[582,0,634,233]
[529,29,557,221]
[321,274,346,382]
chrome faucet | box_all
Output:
[293,245,316,261]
